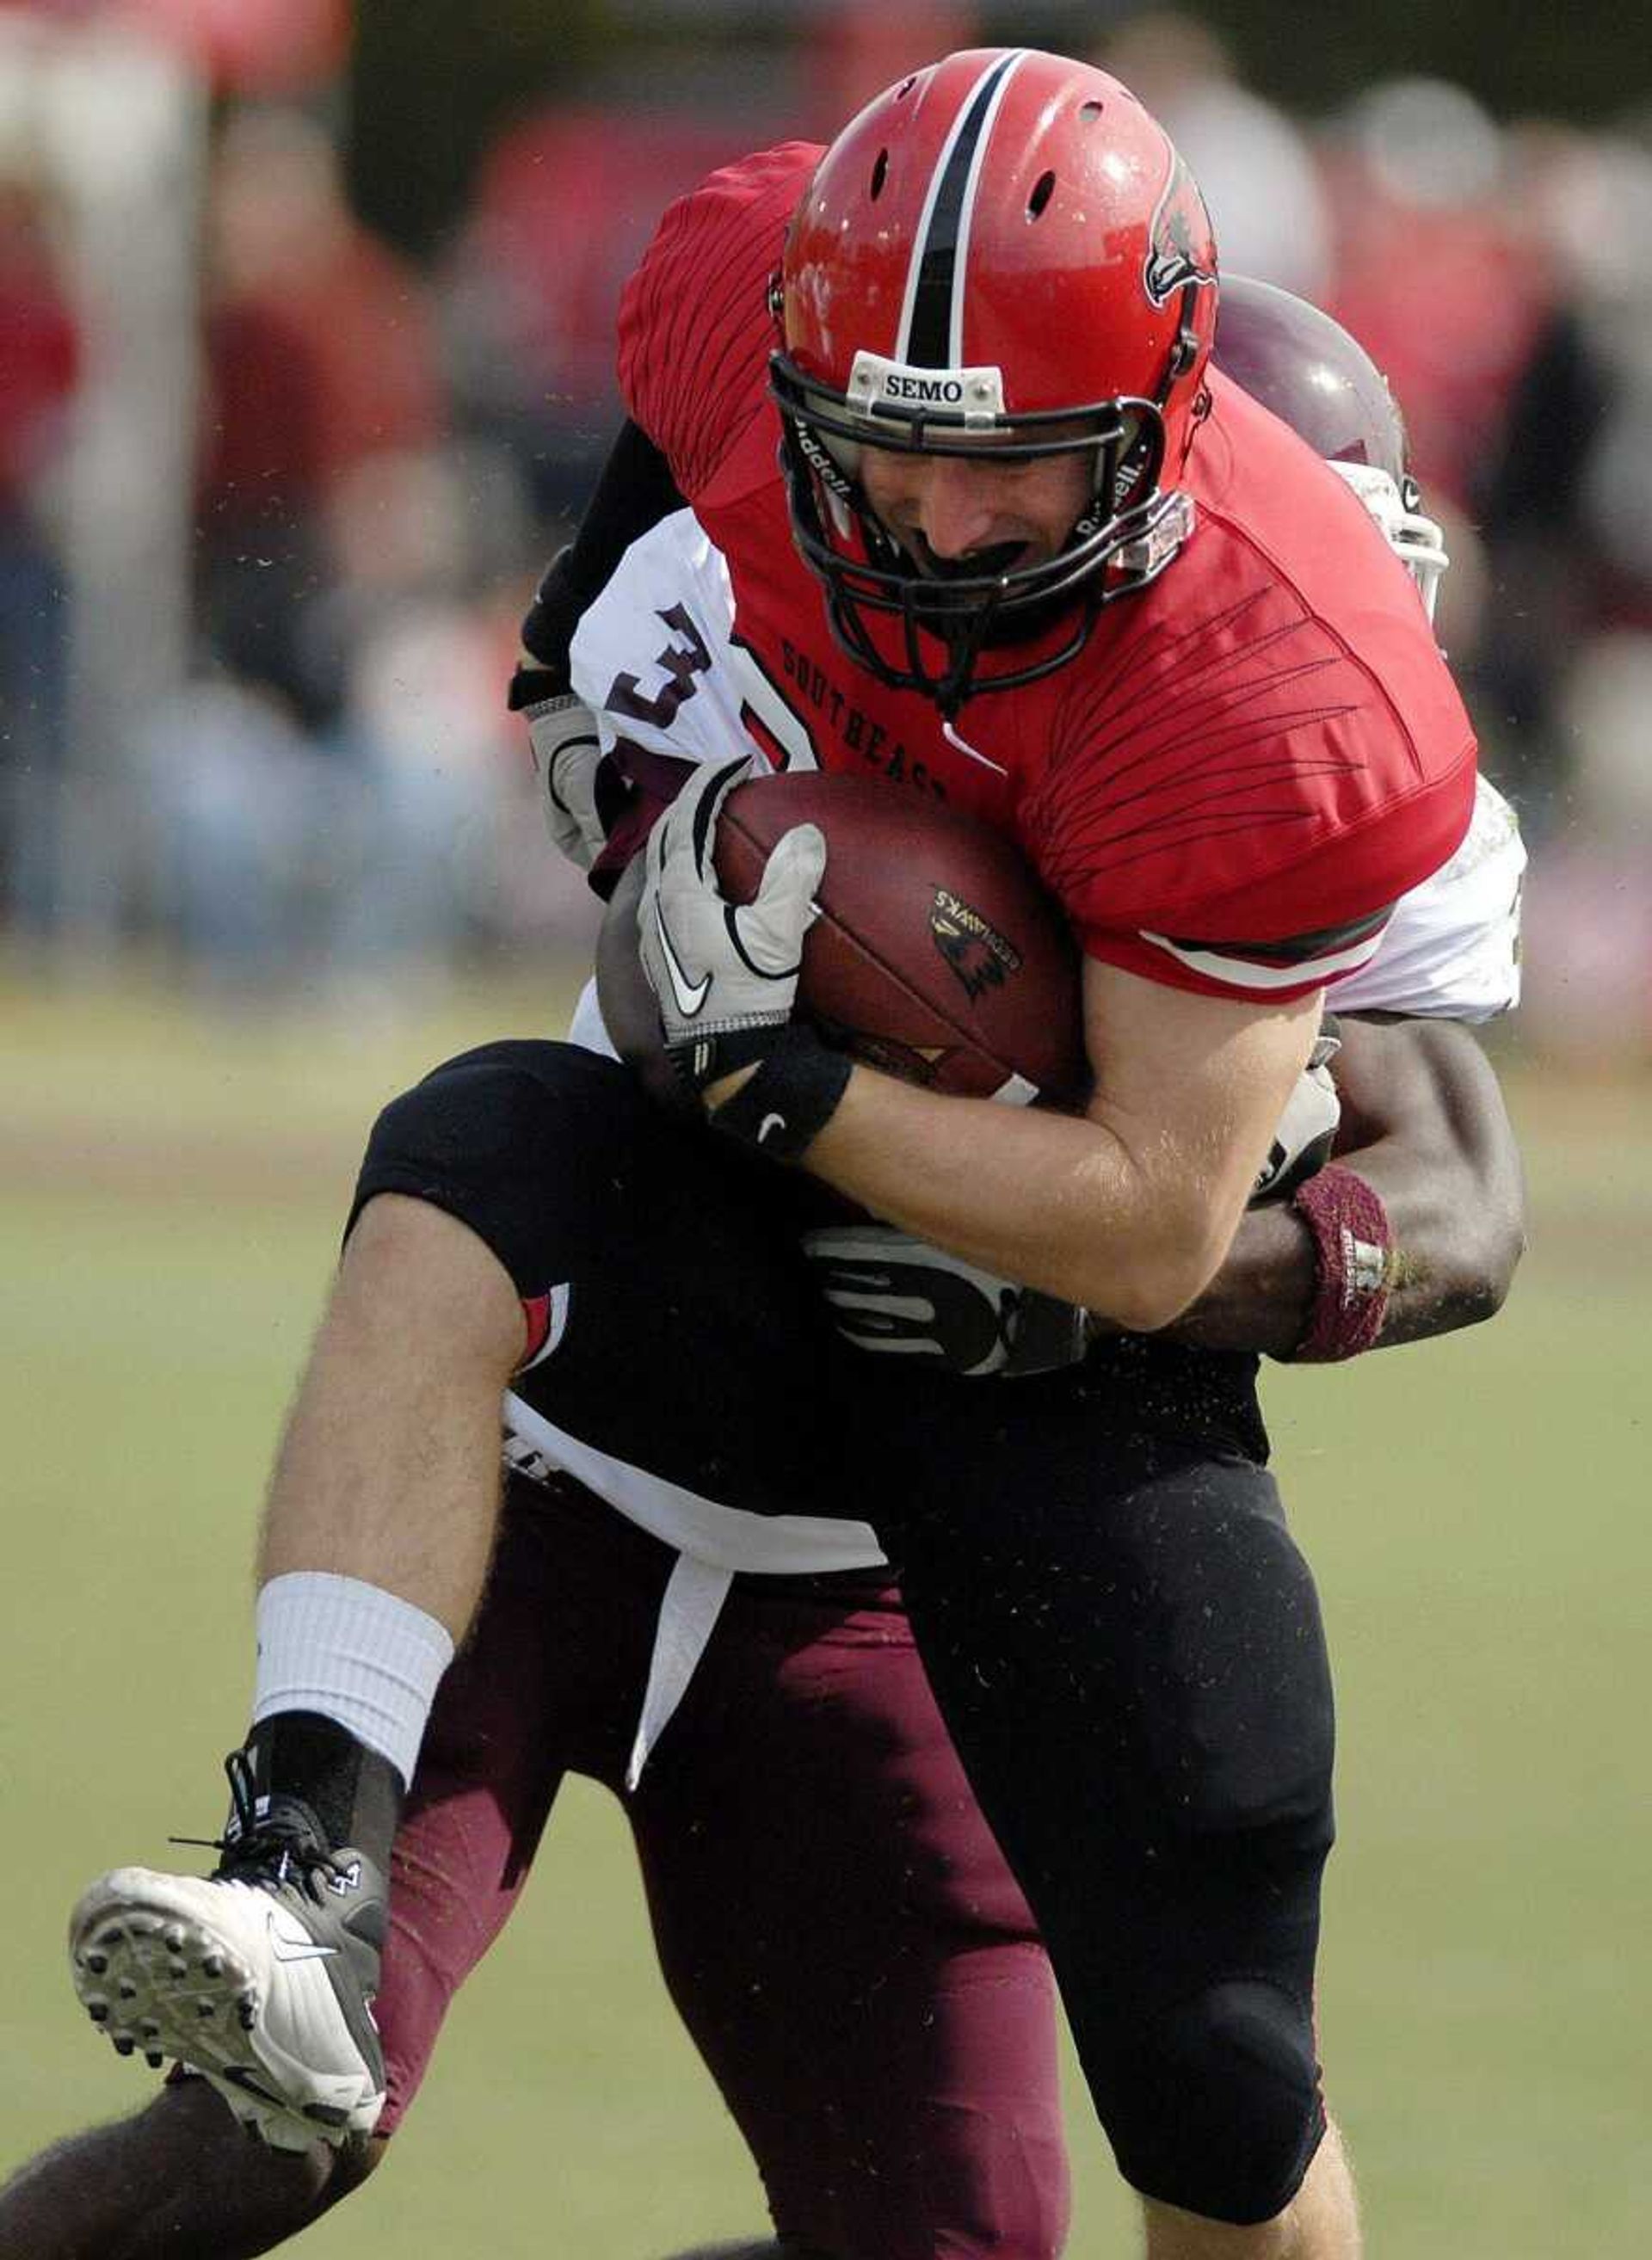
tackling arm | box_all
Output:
[1165,1015,1526,1358]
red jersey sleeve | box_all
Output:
[617,142,822,508]
[1021,380,1478,1004]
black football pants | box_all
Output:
[356,1041,1337,2226]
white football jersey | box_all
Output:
[570,508,813,777]
[1332,769,1523,1020]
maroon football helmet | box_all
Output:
[1212,273,1447,619]
[770,47,1219,711]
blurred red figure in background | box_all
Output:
[201,105,443,524]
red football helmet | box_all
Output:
[1212,273,1448,620]
[770,47,1218,710]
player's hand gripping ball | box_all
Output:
[638,756,827,1091]
[619,761,1087,1154]
[613,761,1338,1194]
[635,756,855,1160]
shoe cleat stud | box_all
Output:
[113,2036,135,2057]
[201,1954,224,1978]
[145,2050,164,2069]
[88,2003,109,2024]
[84,1952,108,1975]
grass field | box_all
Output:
[2,954,1648,2255]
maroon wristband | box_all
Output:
[1289,1165,1392,1363]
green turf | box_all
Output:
[3,964,1648,2254]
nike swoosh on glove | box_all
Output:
[638,755,826,1091]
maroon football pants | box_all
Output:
[374,1473,1069,2260]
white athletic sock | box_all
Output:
[251,1572,454,1790]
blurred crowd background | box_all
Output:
[3,0,1649,1059]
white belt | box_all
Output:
[502,1392,886,1785]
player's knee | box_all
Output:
[362,1042,619,1198]
[1110,1979,1324,2227]
[352,1042,642,1293]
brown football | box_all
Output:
[713,773,1086,1105]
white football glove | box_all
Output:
[517,677,607,870]
[1250,1021,1342,1204]
[638,756,825,1092]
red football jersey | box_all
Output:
[617,145,1476,1002]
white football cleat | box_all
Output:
[69,1763,386,2149]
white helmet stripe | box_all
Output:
[896,50,1028,369]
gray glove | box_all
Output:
[638,756,826,1092]
[518,680,607,870]
[1250,1020,1342,1204]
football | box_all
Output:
[712,772,1086,1105]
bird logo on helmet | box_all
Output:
[1144,151,1219,311]
[769,47,1221,711]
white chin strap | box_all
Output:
[1328,460,1449,625]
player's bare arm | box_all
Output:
[798,958,1323,1331]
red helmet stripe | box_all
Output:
[897,50,1027,369]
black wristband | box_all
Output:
[706,1026,854,1161]
[668,1022,785,1097]
[507,662,572,712]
